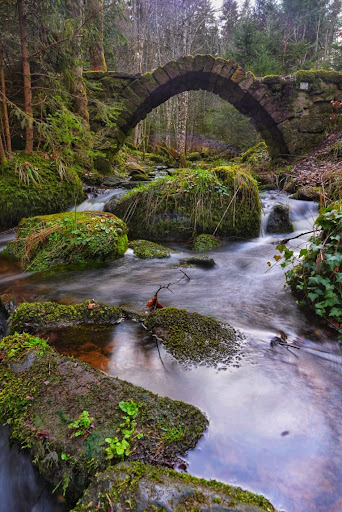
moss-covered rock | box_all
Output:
[111,168,261,242]
[71,461,277,512]
[266,204,294,234]
[291,186,321,202]
[179,256,216,268]
[4,211,128,271]
[144,307,242,367]
[0,334,208,504]
[192,233,223,252]
[0,152,84,231]
[187,151,202,161]
[129,240,171,259]
[10,300,123,334]
[241,142,269,164]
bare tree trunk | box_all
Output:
[0,44,12,156]
[0,133,6,163]
[88,0,107,71]
[17,0,33,154]
[67,0,89,123]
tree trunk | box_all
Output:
[17,0,33,154]
[178,91,189,160]
[88,0,107,71]
[0,44,12,156]
[67,0,89,124]
[0,133,6,163]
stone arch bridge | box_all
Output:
[85,55,342,160]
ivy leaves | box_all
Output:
[276,202,342,337]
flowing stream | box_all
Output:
[1,191,342,512]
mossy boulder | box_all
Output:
[0,152,84,231]
[10,300,124,334]
[266,204,294,234]
[187,152,202,161]
[71,461,277,512]
[179,256,216,268]
[192,234,223,252]
[111,168,261,242]
[0,334,208,504]
[4,211,128,272]
[241,142,269,164]
[144,307,242,367]
[129,240,171,259]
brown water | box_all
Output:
[1,191,342,512]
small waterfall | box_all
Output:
[259,190,319,238]
[74,188,125,212]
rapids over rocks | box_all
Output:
[1,190,342,512]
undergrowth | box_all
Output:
[276,201,342,339]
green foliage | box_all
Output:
[0,334,49,359]
[105,400,143,460]
[0,152,84,231]
[159,423,186,444]
[276,202,342,337]
[68,411,95,438]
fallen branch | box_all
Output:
[279,230,316,244]
[146,271,191,311]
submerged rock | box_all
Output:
[10,300,124,334]
[180,256,216,268]
[110,167,261,242]
[3,211,128,272]
[129,240,171,259]
[266,203,294,234]
[0,334,208,504]
[71,461,276,512]
[144,307,242,367]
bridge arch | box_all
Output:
[114,55,290,158]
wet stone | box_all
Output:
[180,256,216,268]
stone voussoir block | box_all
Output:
[153,66,170,85]
[193,54,211,73]
[163,61,181,80]
[231,67,246,84]
[202,55,216,73]
[129,79,151,101]
[249,82,269,102]
[121,86,143,107]
[220,61,238,80]
[139,73,160,94]
[239,71,256,92]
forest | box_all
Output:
[0,1,342,512]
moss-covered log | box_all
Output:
[111,167,261,242]
[72,461,277,512]
[4,211,128,271]
[144,307,243,367]
[0,152,84,231]
[0,334,208,504]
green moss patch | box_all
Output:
[192,234,223,252]
[0,334,208,504]
[144,307,243,367]
[10,300,123,334]
[111,167,261,242]
[0,152,84,231]
[71,461,277,512]
[129,240,171,259]
[4,211,128,271]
